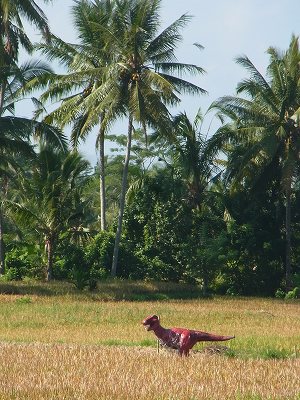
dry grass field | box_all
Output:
[0,281,299,399]
[0,343,299,399]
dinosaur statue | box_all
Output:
[142,314,235,356]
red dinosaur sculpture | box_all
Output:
[142,314,235,356]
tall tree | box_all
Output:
[167,110,217,209]
[38,0,117,232]
[38,0,206,276]
[97,0,206,276]
[0,58,66,276]
[0,0,67,276]
[155,111,222,292]
[12,147,91,281]
[209,35,300,290]
[0,0,52,63]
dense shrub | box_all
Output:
[5,246,43,280]
[85,231,144,279]
[54,241,91,289]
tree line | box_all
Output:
[0,0,300,297]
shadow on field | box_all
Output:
[0,279,207,301]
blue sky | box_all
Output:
[21,0,300,165]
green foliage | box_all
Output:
[4,245,43,280]
[15,296,32,304]
[292,273,300,287]
[275,288,285,299]
[72,263,90,291]
[0,0,51,61]
[210,36,300,291]
[260,348,289,360]
[2,268,21,281]
[5,248,29,280]
[3,9,300,298]
[54,241,90,290]
[285,287,299,299]
[123,172,195,282]
[85,231,144,280]
[210,214,284,296]
[122,165,285,295]
[85,231,115,278]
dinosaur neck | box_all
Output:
[152,324,169,340]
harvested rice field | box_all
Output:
[0,281,299,399]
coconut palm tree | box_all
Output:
[167,110,218,210]
[0,0,52,63]
[0,58,66,143]
[0,57,67,276]
[37,0,118,232]
[38,0,206,276]
[99,0,206,276]
[11,147,91,281]
[0,0,53,110]
[209,35,300,290]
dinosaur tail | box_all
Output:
[193,331,235,342]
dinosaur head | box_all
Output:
[142,314,160,331]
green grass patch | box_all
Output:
[0,279,299,361]
[0,279,205,301]
[260,347,290,360]
[15,296,32,304]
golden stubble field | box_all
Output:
[0,291,299,399]
[0,343,299,400]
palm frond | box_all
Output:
[159,73,207,96]
[155,62,205,77]
[147,13,192,59]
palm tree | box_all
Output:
[0,0,52,63]
[98,0,206,276]
[38,0,206,276]
[0,0,68,276]
[0,0,53,110]
[0,58,67,276]
[0,58,67,163]
[209,35,300,290]
[167,110,217,209]
[156,110,222,292]
[12,147,91,281]
[37,0,117,232]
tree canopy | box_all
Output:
[0,0,300,297]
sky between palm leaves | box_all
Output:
[20,0,300,165]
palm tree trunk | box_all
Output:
[45,234,55,281]
[0,86,5,275]
[98,124,106,231]
[0,176,8,276]
[111,115,133,277]
[0,82,6,110]
[285,183,292,291]
[0,205,5,275]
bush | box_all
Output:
[285,287,299,299]
[5,248,31,281]
[275,288,285,299]
[72,262,90,290]
[54,242,90,289]
[5,246,42,280]
[85,231,115,277]
[85,231,144,279]
[293,273,300,287]
[2,267,21,281]
[275,286,299,299]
